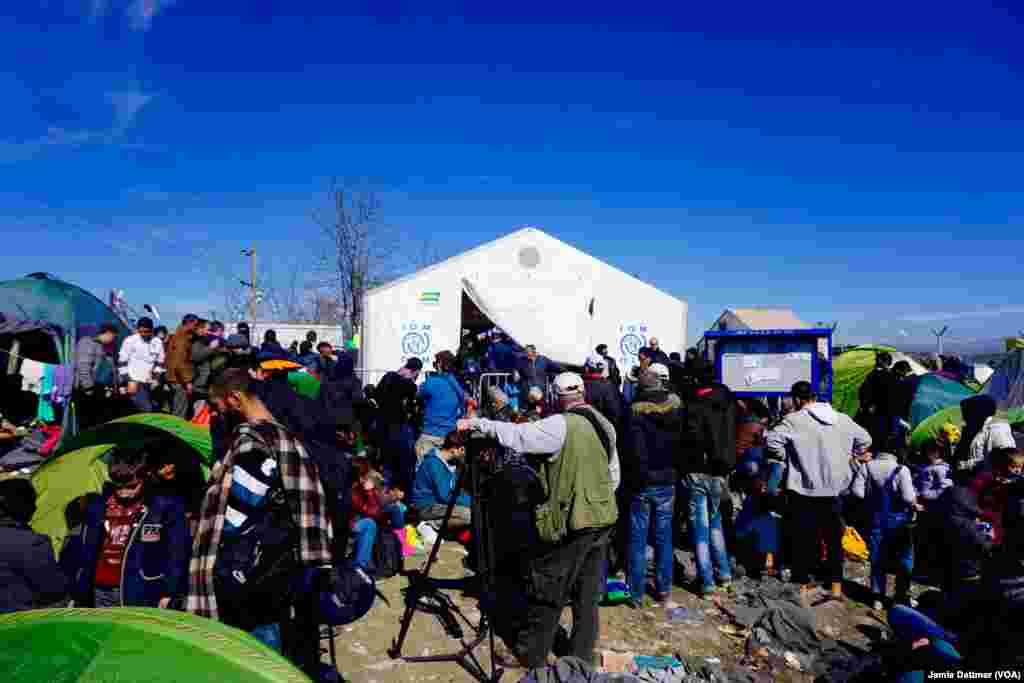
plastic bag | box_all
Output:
[843,526,869,562]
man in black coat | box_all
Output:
[622,370,684,605]
[680,363,737,597]
[583,355,623,430]
[858,351,899,448]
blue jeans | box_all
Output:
[682,473,732,590]
[868,517,914,598]
[249,623,282,652]
[352,503,406,570]
[628,485,675,602]
[888,605,962,682]
[352,518,378,570]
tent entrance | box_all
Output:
[460,290,496,335]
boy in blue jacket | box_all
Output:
[410,431,472,530]
[69,460,190,608]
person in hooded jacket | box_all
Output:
[680,364,738,597]
[955,395,1016,481]
[766,381,872,601]
[622,370,684,606]
[0,479,67,613]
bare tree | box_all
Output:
[313,179,395,334]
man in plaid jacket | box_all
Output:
[188,368,333,670]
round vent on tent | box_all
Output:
[518,246,541,269]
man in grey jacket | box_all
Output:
[766,381,871,601]
[74,323,118,429]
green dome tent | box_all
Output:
[0,608,311,682]
[31,414,212,555]
[0,274,130,448]
[832,345,928,418]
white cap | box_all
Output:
[584,354,606,370]
[553,372,585,396]
[650,363,670,381]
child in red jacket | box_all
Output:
[969,447,1024,546]
[350,463,407,569]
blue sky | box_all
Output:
[2,1,1023,350]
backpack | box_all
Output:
[214,481,299,630]
[370,525,403,579]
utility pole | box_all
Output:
[240,247,256,323]
[932,325,949,356]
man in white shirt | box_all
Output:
[118,317,165,413]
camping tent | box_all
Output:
[832,345,928,418]
[31,414,212,554]
[0,273,130,445]
[910,347,1024,447]
[361,227,688,385]
[0,608,311,682]
[907,372,977,430]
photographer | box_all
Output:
[457,372,618,670]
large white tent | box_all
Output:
[360,228,687,382]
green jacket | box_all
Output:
[535,414,618,543]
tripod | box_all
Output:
[388,444,503,683]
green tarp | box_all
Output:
[31,414,213,555]
[0,608,311,682]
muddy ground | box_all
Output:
[324,542,909,683]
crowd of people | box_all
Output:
[2,320,1023,680]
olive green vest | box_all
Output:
[534,414,618,544]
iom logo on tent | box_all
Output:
[401,320,432,359]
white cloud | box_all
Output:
[0,91,154,164]
[901,306,1024,323]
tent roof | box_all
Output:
[365,226,685,304]
[52,413,212,463]
[720,308,810,330]
[0,273,129,363]
[0,608,310,682]
[33,414,212,555]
